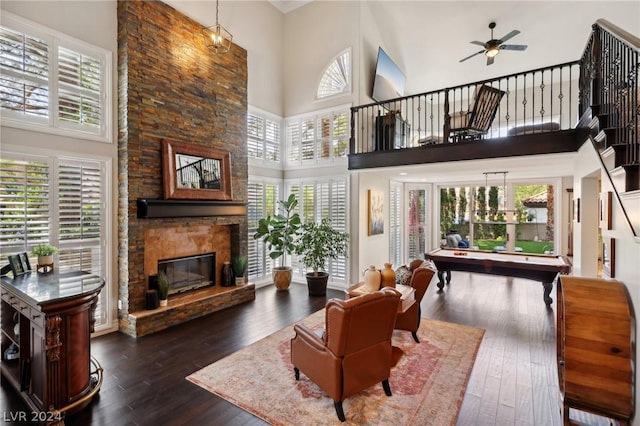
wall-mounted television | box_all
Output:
[371,47,406,102]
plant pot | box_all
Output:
[306,272,329,296]
[159,299,168,307]
[38,255,53,265]
[273,267,293,290]
[235,277,245,286]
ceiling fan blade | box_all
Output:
[460,50,485,63]
[498,29,520,43]
[500,44,528,51]
[470,40,487,47]
[487,55,495,66]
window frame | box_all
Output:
[0,146,113,332]
[1,11,113,143]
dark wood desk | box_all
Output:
[426,248,572,306]
[1,270,105,423]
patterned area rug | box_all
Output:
[187,310,484,425]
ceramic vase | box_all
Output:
[381,262,396,288]
[363,265,381,292]
[221,261,234,287]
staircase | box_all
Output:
[580,19,640,238]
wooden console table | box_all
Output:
[557,276,634,425]
[1,270,105,424]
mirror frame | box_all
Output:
[162,139,232,200]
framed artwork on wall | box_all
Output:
[600,191,613,230]
[368,189,384,236]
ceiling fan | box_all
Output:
[460,22,528,66]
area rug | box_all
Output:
[187,310,484,425]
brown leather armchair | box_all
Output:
[291,288,401,422]
[394,259,436,343]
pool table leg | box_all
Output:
[436,270,451,290]
[543,282,553,306]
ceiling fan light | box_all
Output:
[485,46,500,58]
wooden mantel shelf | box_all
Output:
[137,199,247,218]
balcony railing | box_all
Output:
[350,61,582,155]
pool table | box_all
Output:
[425,248,572,306]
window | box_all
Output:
[247,179,279,282]
[247,109,281,163]
[286,106,350,165]
[287,177,348,284]
[1,12,112,142]
[0,154,111,330]
[389,182,402,266]
[316,48,351,99]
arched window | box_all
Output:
[316,48,351,99]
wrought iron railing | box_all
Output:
[581,18,639,164]
[350,61,581,155]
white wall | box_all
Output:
[282,1,361,116]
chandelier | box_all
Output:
[202,0,233,54]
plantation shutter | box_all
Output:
[287,121,300,163]
[317,115,331,159]
[389,183,402,266]
[301,119,315,161]
[0,26,49,119]
[332,111,349,157]
[57,160,106,326]
[247,113,264,159]
[57,46,102,131]
[328,179,347,281]
[248,181,279,280]
[264,118,280,162]
[57,161,103,272]
[0,158,50,253]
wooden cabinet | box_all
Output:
[375,111,409,151]
[557,276,635,425]
[1,271,104,423]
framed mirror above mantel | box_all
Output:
[162,139,232,201]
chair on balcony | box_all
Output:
[449,84,505,142]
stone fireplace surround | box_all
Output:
[117,1,252,338]
[120,222,255,338]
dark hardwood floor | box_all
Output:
[1,273,613,425]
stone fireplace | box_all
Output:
[117,1,252,337]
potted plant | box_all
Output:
[295,217,349,296]
[157,271,170,306]
[31,243,59,267]
[232,255,248,286]
[253,193,301,290]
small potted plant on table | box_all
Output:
[295,217,349,296]
[31,243,58,272]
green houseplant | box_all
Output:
[253,193,302,290]
[31,243,59,268]
[232,255,248,285]
[296,217,349,296]
[157,271,170,306]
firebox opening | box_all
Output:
[158,252,216,295]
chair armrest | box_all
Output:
[293,323,326,352]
